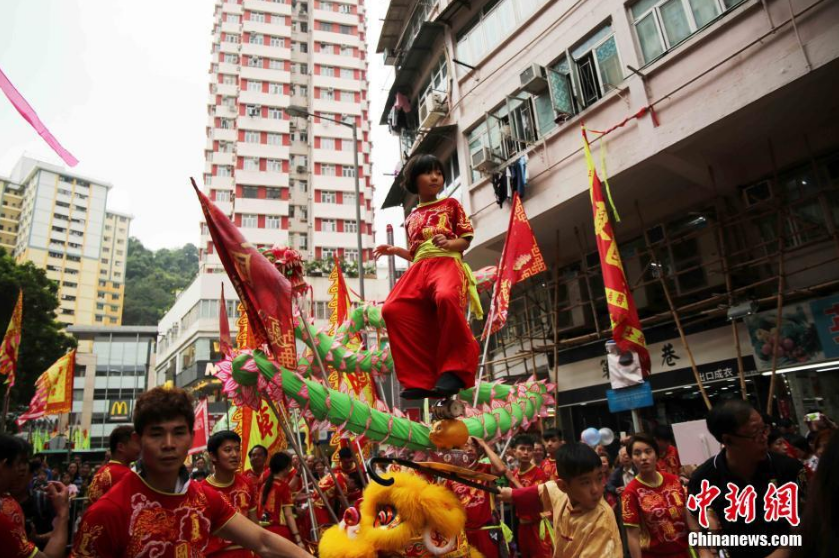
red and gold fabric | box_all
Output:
[327,255,351,336]
[512,464,552,558]
[71,471,236,558]
[583,128,651,375]
[621,472,690,557]
[259,478,294,540]
[0,289,22,388]
[16,349,75,426]
[201,474,258,556]
[87,460,132,504]
[541,457,559,482]
[445,463,502,558]
[482,193,547,339]
[0,495,37,558]
[404,198,474,261]
[656,445,682,477]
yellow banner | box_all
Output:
[44,349,75,414]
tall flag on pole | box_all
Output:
[192,178,296,368]
[189,398,210,455]
[582,126,651,375]
[16,349,76,426]
[218,283,233,358]
[0,289,23,388]
[327,255,351,336]
[482,193,547,339]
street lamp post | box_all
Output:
[286,105,365,301]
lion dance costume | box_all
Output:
[319,471,483,558]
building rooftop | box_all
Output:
[68,325,159,336]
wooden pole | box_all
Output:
[553,230,560,429]
[636,201,712,410]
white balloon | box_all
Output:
[581,427,601,447]
[599,427,615,446]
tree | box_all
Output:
[0,249,76,414]
[122,238,199,325]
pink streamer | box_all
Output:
[0,67,78,167]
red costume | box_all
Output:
[656,445,682,477]
[382,197,479,392]
[445,463,503,558]
[0,495,36,558]
[259,477,295,540]
[540,456,558,482]
[72,471,236,558]
[622,472,689,558]
[201,474,258,557]
[512,464,552,558]
[87,460,132,504]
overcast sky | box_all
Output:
[0,0,402,252]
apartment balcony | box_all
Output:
[312,98,362,116]
[314,53,365,70]
[241,227,289,246]
[311,75,361,92]
[312,9,358,26]
[216,104,238,119]
[216,82,238,96]
[244,0,291,16]
[235,197,289,216]
[312,202,367,221]
[221,21,240,34]
[312,148,355,166]
[211,151,236,166]
[240,42,291,61]
[218,62,240,75]
[312,29,361,49]
[240,65,290,84]
[235,169,289,187]
[311,174,361,192]
[243,20,289,37]
[236,115,288,134]
[239,90,289,108]
[220,42,240,55]
[212,127,237,142]
[236,142,290,160]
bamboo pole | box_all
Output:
[523,293,539,377]
[553,230,560,429]
[711,195,749,401]
[574,226,604,338]
[765,209,787,415]
[636,201,711,410]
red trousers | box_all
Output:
[466,527,502,558]
[382,257,479,391]
[517,521,552,558]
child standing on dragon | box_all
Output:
[374,154,483,404]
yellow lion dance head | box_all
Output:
[319,471,482,558]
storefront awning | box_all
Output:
[381,125,457,210]
[376,0,416,53]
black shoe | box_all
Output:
[400,388,438,400]
[434,372,465,397]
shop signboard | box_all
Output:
[606,382,653,413]
[108,400,131,422]
[745,293,839,369]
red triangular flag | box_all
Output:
[219,283,232,357]
[192,178,296,368]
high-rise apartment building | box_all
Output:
[155,0,392,393]
[6,156,130,326]
[200,0,374,270]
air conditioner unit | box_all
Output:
[289,121,297,129]
[555,274,594,332]
[247,105,261,117]
[520,64,548,94]
[296,165,306,173]
[471,147,500,173]
[743,180,773,208]
[419,92,448,128]
[383,48,398,65]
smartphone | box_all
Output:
[805,412,822,422]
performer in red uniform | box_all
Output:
[259,452,305,548]
[540,429,565,482]
[510,434,553,558]
[202,430,260,557]
[71,385,314,558]
[87,425,140,504]
[243,444,268,489]
[375,154,481,399]
[0,435,69,558]
[445,438,510,558]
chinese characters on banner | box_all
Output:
[687,479,799,527]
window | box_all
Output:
[245,130,260,143]
[340,68,354,79]
[322,66,335,77]
[339,4,352,14]
[322,88,335,101]
[570,24,622,107]
[244,158,260,171]
[321,22,333,32]
[251,11,266,22]
[322,164,336,177]
[267,159,282,172]
[340,44,353,56]
[321,137,335,150]
[242,186,259,198]
[345,248,358,261]
[247,80,262,92]
[242,214,258,227]
[217,165,233,177]
[294,41,308,53]
[344,191,356,204]
[224,34,240,44]
[297,180,308,192]
[268,107,283,119]
[342,166,355,178]
[322,247,336,259]
[270,36,284,47]
[321,191,336,203]
[299,233,308,249]
[455,0,546,69]
[631,0,735,63]
[224,54,238,64]
[344,220,358,233]
[250,33,264,45]
[248,56,262,67]
[269,59,283,70]
[267,133,282,145]
[266,215,281,229]
[269,82,283,94]
[339,24,352,35]
[216,190,231,202]
[266,187,281,200]
[419,55,449,111]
